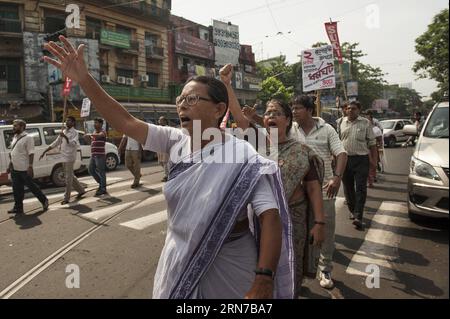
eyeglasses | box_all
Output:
[176,94,213,107]
[264,111,285,117]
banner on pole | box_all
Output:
[62,77,73,96]
[80,98,91,118]
[301,45,336,92]
[347,81,358,97]
[325,22,343,64]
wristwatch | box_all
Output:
[333,172,342,178]
[254,268,275,279]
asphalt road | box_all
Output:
[0,147,448,299]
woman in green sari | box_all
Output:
[263,99,326,297]
[220,64,326,297]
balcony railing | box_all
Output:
[0,18,22,33]
[145,46,164,59]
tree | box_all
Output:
[388,87,423,116]
[311,42,387,108]
[257,77,293,105]
[413,9,449,101]
[256,56,302,94]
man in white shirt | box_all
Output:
[289,95,348,290]
[41,116,86,204]
[118,134,142,188]
[6,119,48,214]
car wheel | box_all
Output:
[51,165,65,187]
[387,136,396,148]
[106,153,118,171]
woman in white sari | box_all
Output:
[43,36,294,299]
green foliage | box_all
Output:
[388,87,423,115]
[257,77,293,105]
[257,56,302,94]
[413,8,449,101]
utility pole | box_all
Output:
[350,48,353,80]
[48,84,55,122]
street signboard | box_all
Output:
[302,45,336,92]
[80,98,91,118]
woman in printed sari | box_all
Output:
[43,36,294,299]
[220,64,326,297]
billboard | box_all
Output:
[302,45,336,92]
[347,81,358,97]
[213,20,240,67]
[174,32,214,60]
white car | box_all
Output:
[380,119,413,148]
[0,123,120,187]
[404,101,449,220]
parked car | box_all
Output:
[380,119,413,147]
[403,101,449,221]
[0,123,120,187]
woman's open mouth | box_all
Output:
[180,116,191,125]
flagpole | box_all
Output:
[339,63,348,101]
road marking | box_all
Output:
[21,181,164,206]
[0,200,139,299]
[346,201,409,280]
[81,201,138,221]
[78,176,122,185]
[120,209,167,230]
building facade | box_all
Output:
[0,0,172,126]
[167,16,261,108]
[167,15,215,105]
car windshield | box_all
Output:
[381,121,395,129]
[423,107,449,138]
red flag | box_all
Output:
[325,22,343,64]
[62,77,73,96]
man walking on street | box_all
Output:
[40,116,85,204]
[6,119,48,214]
[338,101,377,230]
[290,95,348,289]
[85,118,107,196]
[157,116,170,182]
[118,134,142,188]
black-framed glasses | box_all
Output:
[176,94,213,106]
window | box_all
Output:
[43,127,61,145]
[44,10,66,34]
[145,33,158,47]
[0,3,19,19]
[394,122,403,131]
[26,128,42,146]
[147,72,159,87]
[0,3,21,33]
[86,17,102,40]
[0,58,22,94]
[3,128,42,148]
[3,130,14,148]
[116,25,132,38]
[117,69,134,78]
[424,106,449,138]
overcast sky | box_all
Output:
[172,0,448,100]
